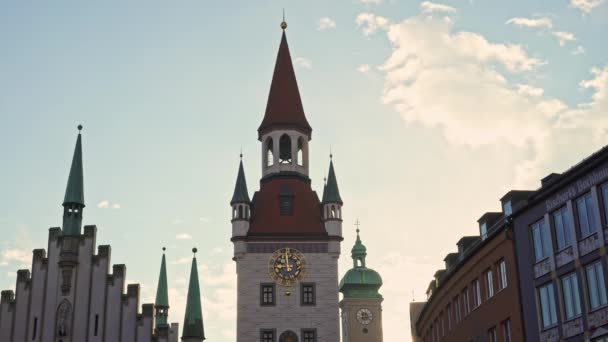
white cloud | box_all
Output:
[356,13,391,36]
[420,1,457,14]
[357,64,371,73]
[506,17,553,29]
[98,200,120,209]
[359,0,383,4]
[175,233,193,240]
[572,46,586,55]
[172,218,184,225]
[199,217,210,224]
[294,57,312,69]
[517,84,545,97]
[552,31,577,46]
[172,257,192,265]
[570,0,605,13]
[1,248,31,265]
[318,17,336,31]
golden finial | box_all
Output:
[281,9,287,30]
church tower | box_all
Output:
[231,19,342,342]
[339,228,384,342]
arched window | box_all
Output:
[279,134,292,164]
[331,205,336,219]
[297,137,304,166]
[238,206,243,219]
[266,138,274,167]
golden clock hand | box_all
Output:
[285,250,292,272]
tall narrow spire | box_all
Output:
[155,247,169,329]
[322,157,342,204]
[231,157,250,205]
[182,248,205,341]
[258,23,312,140]
[62,125,85,235]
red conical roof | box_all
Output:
[258,31,312,140]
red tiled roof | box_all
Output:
[258,31,312,140]
[248,177,326,236]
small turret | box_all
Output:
[231,156,251,259]
[322,156,343,256]
[182,248,205,342]
[155,247,170,330]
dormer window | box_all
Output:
[503,200,513,216]
[480,222,487,240]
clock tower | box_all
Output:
[230,19,342,342]
[339,228,384,342]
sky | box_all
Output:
[0,0,607,340]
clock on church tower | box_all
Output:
[339,228,384,342]
[229,19,344,342]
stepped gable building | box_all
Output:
[339,228,384,342]
[230,20,345,342]
[0,127,206,342]
[511,146,608,341]
[410,204,524,341]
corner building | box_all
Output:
[230,23,342,342]
[512,146,608,341]
[411,209,524,341]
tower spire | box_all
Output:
[62,125,85,235]
[155,247,169,329]
[322,157,342,204]
[231,157,250,205]
[182,248,205,341]
[258,21,312,140]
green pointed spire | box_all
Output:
[182,248,205,340]
[230,157,250,205]
[155,248,169,329]
[63,125,85,206]
[322,157,342,204]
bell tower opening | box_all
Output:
[265,138,274,167]
[279,134,292,164]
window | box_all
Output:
[553,206,573,250]
[502,319,512,342]
[498,259,508,290]
[447,304,452,330]
[561,272,582,319]
[538,282,558,328]
[261,284,275,306]
[602,184,608,224]
[485,270,494,299]
[301,283,315,306]
[488,327,497,342]
[462,288,470,315]
[577,193,598,237]
[503,200,513,216]
[279,196,293,216]
[586,261,608,310]
[279,134,292,164]
[532,219,552,261]
[261,329,275,342]
[453,297,461,323]
[472,279,481,308]
[302,329,316,342]
[440,312,445,337]
[266,138,274,167]
[32,317,37,339]
[480,222,488,240]
[94,314,99,336]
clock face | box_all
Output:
[268,248,307,286]
[356,308,373,325]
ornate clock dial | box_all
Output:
[268,248,307,286]
[356,308,373,325]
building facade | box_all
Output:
[512,146,608,341]
[230,21,343,342]
[0,127,205,342]
[411,210,524,342]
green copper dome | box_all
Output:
[339,228,383,298]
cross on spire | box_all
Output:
[355,219,361,233]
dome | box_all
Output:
[339,267,383,298]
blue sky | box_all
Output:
[1,1,607,340]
